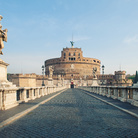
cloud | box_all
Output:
[124,35,138,43]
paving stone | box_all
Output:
[0,91,61,123]
[0,89,138,138]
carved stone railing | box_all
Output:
[0,85,66,110]
[78,86,138,107]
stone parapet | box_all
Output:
[0,85,67,110]
[78,85,138,107]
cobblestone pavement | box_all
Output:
[0,89,138,138]
[0,91,62,123]
[81,89,138,115]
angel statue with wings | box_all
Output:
[0,15,8,55]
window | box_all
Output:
[69,57,76,61]
[64,53,66,56]
[93,60,96,62]
[69,53,71,56]
[74,52,75,56]
[78,53,80,56]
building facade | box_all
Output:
[7,44,132,87]
[45,46,101,78]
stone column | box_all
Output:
[43,87,46,95]
[53,87,56,92]
[102,87,106,96]
[131,88,138,107]
[29,89,35,100]
[35,88,40,98]
[95,87,98,94]
[47,87,49,95]
[105,88,108,97]
[39,88,42,96]
[101,87,103,95]
[113,87,118,99]
[42,87,45,96]
[45,87,48,95]
[99,87,102,95]
[107,87,111,97]
[0,90,3,110]
[120,88,127,102]
[93,87,95,93]
[20,89,28,102]
[96,87,98,94]
[50,87,53,93]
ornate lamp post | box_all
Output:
[42,65,45,86]
[102,65,105,85]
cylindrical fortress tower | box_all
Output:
[45,45,101,78]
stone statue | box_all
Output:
[49,66,54,79]
[93,67,97,79]
[0,15,8,55]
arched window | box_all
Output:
[69,53,71,56]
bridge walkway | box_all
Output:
[0,88,138,137]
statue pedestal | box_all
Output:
[0,59,16,88]
[0,59,18,110]
[92,78,99,86]
[0,59,9,81]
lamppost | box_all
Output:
[42,65,45,86]
[102,65,105,85]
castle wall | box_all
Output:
[45,47,101,77]
[8,74,36,87]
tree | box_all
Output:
[134,71,138,83]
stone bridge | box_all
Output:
[0,88,138,137]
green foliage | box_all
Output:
[134,71,138,83]
[128,76,135,82]
[128,76,135,80]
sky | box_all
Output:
[0,0,138,75]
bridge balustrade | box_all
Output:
[78,86,138,107]
[0,85,66,110]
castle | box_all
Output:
[8,42,132,87]
[45,42,101,78]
